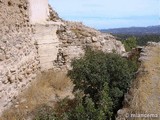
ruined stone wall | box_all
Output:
[43,5,125,70]
[0,0,39,114]
[34,23,61,71]
[55,21,125,69]
[0,0,126,115]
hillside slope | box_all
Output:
[117,42,160,120]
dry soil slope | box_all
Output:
[117,42,160,120]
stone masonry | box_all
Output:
[0,0,126,115]
[34,22,62,71]
[55,21,125,69]
[0,0,39,115]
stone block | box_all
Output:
[40,62,54,70]
[39,42,58,51]
[35,35,59,44]
[18,75,23,81]
[8,75,15,84]
[92,36,98,42]
[0,54,5,61]
[10,68,16,73]
[67,39,73,43]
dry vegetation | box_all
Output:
[128,45,160,120]
[0,70,74,120]
[71,28,92,38]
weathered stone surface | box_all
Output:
[48,5,61,22]
[0,0,39,115]
[18,75,23,81]
[0,53,5,61]
[56,21,125,69]
[34,23,61,70]
[28,0,49,24]
[92,36,98,42]
[0,0,126,116]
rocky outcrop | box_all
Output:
[117,42,160,120]
[48,4,62,22]
[55,21,125,69]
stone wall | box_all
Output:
[55,21,125,69]
[0,0,126,115]
[34,22,61,71]
[0,0,39,114]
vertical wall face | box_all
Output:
[28,0,49,24]
[28,0,61,70]
[0,0,39,115]
[34,24,60,71]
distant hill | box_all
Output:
[100,25,160,35]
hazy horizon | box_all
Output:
[49,0,160,29]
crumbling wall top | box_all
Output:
[28,0,49,24]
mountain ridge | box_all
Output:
[100,25,160,35]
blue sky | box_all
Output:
[49,0,160,29]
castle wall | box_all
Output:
[0,0,126,115]
[28,0,49,24]
[34,23,61,71]
[0,0,39,114]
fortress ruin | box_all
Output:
[0,0,125,115]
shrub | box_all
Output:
[68,48,137,117]
[122,36,137,51]
[34,104,56,120]
[32,49,138,120]
[56,89,112,120]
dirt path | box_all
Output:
[117,42,160,120]
[144,44,160,113]
[130,42,160,117]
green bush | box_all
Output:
[122,36,137,51]
[34,49,138,120]
[67,96,99,120]
[68,48,137,117]
[57,88,112,120]
[33,104,56,120]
